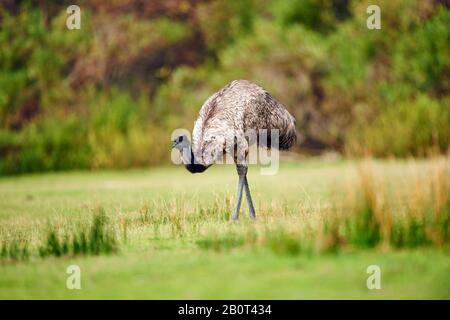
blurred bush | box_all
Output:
[0,0,449,174]
[347,95,450,157]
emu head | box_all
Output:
[172,134,190,151]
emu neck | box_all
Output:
[181,143,208,173]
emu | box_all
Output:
[172,80,297,221]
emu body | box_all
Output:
[172,80,297,220]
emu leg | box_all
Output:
[244,177,256,219]
[231,175,245,221]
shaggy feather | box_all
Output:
[191,80,297,166]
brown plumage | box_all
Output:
[192,80,297,166]
[172,80,297,220]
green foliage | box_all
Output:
[0,1,449,174]
[0,116,90,174]
[196,0,257,52]
[87,89,166,169]
[272,0,351,31]
[347,95,450,157]
[0,239,29,262]
[39,209,117,258]
[346,207,382,248]
[0,7,90,127]
[392,7,450,95]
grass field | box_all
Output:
[0,159,449,299]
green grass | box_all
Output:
[0,159,449,299]
[38,209,117,258]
